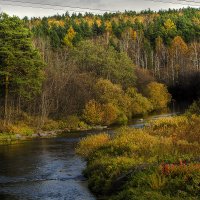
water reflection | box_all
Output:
[0,137,96,200]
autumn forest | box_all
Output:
[0,7,200,200]
[1,8,200,127]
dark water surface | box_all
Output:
[0,133,96,200]
[0,110,181,200]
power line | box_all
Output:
[0,2,110,15]
[1,0,200,16]
[145,0,200,6]
[0,0,117,13]
[0,2,88,14]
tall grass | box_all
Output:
[76,115,200,199]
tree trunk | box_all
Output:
[4,75,9,125]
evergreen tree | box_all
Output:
[0,14,45,121]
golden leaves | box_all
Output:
[63,26,76,47]
[164,19,176,30]
[170,36,188,55]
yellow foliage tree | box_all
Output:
[170,36,188,55]
[155,36,164,54]
[105,21,112,32]
[146,82,171,110]
[105,21,112,44]
[48,19,65,27]
[96,19,102,27]
[63,26,76,48]
[131,30,137,41]
[164,19,176,30]
[95,79,131,115]
[102,103,119,125]
[126,87,153,116]
[83,100,104,125]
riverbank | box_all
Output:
[76,115,200,200]
[0,125,109,145]
[0,109,180,145]
[0,113,110,145]
[0,110,177,145]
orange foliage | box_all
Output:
[171,36,188,55]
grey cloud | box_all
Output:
[0,0,194,18]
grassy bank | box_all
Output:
[0,115,93,145]
[76,115,200,200]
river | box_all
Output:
[0,112,180,200]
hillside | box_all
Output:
[1,8,200,138]
[29,8,200,94]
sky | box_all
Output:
[0,0,199,18]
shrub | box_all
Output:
[186,99,200,115]
[64,115,88,130]
[0,133,17,144]
[9,123,34,136]
[87,157,136,194]
[126,87,153,116]
[95,79,131,117]
[102,103,119,125]
[145,82,171,110]
[83,100,104,125]
[41,119,61,131]
[116,112,128,125]
[77,116,200,199]
[147,115,200,143]
[0,121,34,136]
[76,133,110,159]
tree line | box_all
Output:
[28,8,200,101]
[0,13,172,128]
[6,7,200,128]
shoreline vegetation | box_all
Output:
[0,116,109,145]
[0,109,172,145]
[76,108,200,200]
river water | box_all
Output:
[0,112,180,200]
[0,133,97,200]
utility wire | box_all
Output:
[0,2,109,15]
[1,0,199,16]
[1,0,200,13]
[0,2,89,14]
[0,0,117,13]
[145,0,200,6]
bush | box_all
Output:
[85,156,136,194]
[41,119,61,131]
[9,123,34,136]
[0,133,18,144]
[95,79,131,119]
[186,99,200,115]
[76,133,110,159]
[83,100,104,125]
[42,116,89,131]
[77,116,200,199]
[145,82,171,110]
[116,112,128,125]
[64,115,88,130]
[0,121,34,136]
[102,103,119,125]
[147,115,200,143]
[126,87,153,116]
